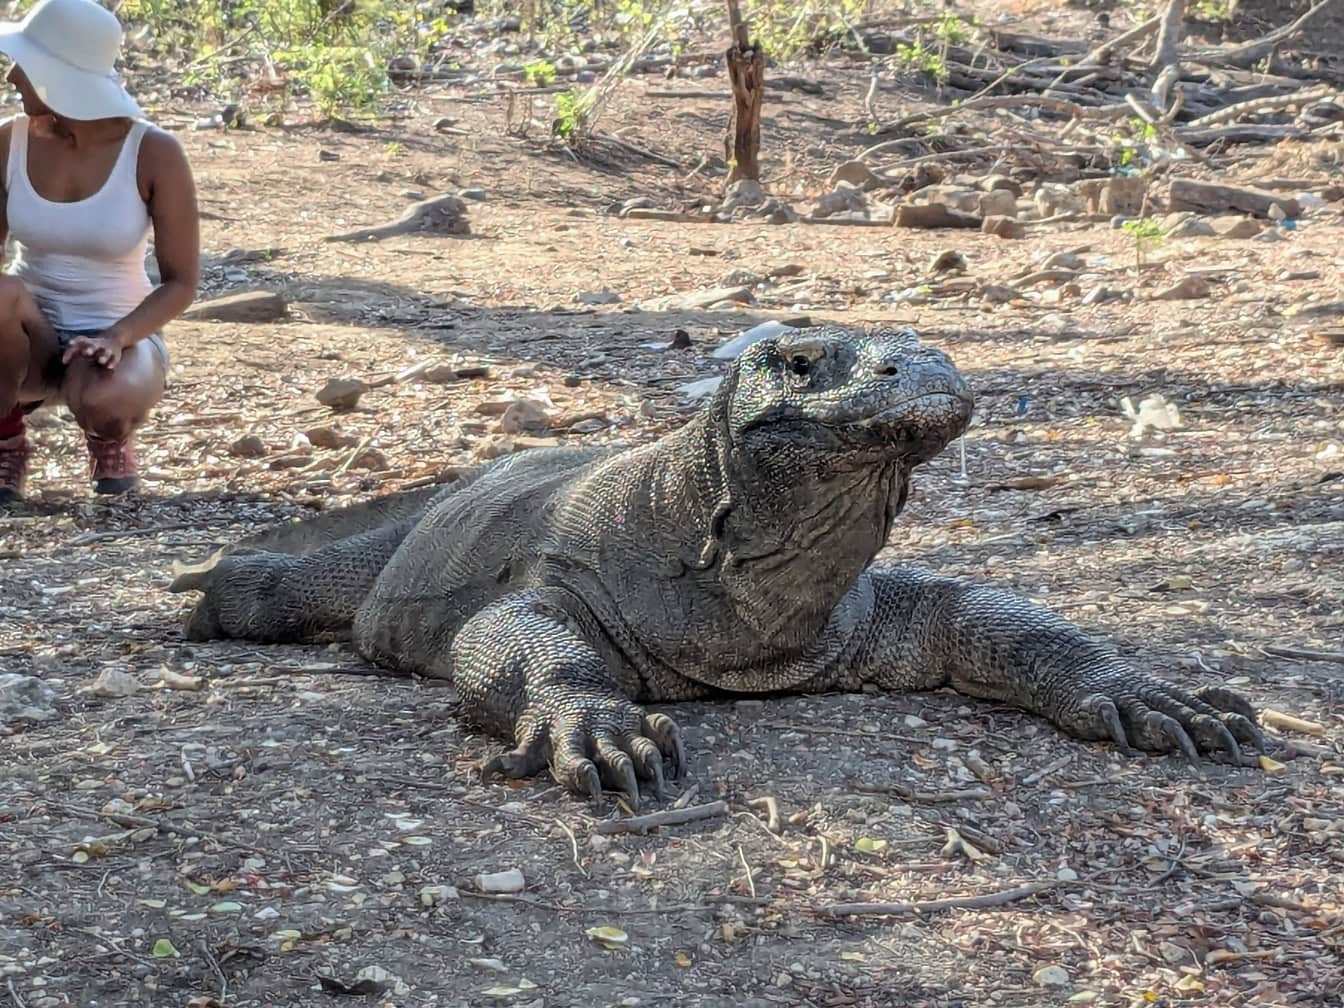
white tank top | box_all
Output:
[4,114,153,330]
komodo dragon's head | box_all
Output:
[687,326,975,642]
[725,325,974,469]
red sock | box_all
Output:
[0,404,24,440]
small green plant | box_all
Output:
[1193,0,1235,20]
[895,40,949,83]
[524,59,558,87]
[552,87,596,142]
[1122,218,1166,273]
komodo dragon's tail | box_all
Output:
[167,483,444,593]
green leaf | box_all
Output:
[151,939,179,958]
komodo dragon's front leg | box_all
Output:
[452,589,687,808]
[847,565,1268,762]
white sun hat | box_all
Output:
[0,0,142,121]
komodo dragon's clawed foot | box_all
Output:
[1063,668,1271,766]
[480,703,684,810]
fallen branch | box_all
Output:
[822,880,1056,917]
[1263,645,1344,665]
[1045,15,1160,94]
[1185,84,1339,128]
[592,800,729,835]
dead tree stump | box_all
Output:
[723,1,764,185]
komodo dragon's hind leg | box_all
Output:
[170,521,416,643]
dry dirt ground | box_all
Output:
[3,10,1344,1008]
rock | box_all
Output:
[811,183,867,218]
[86,668,140,697]
[980,284,1019,304]
[722,178,767,209]
[895,203,981,229]
[228,434,267,458]
[316,378,368,411]
[1039,251,1085,271]
[1169,178,1300,220]
[304,426,357,449]
[979,174,1023,197]
[1033,966,1071,990]
[458,188,487,201]
[978,188,1018,219]
[721,269,762,288]
[576,290,621,305]
[1253,227,1287,243]
[351,447,388,471]
[472,434,517,460]
[927,249,968,274]
[419,884,459,907]
[0,674,58,725]
[827,160,882,191]
[981,215,1026,239]
[1164,213,1216,238]
[678,376,724,400]
[474,869,525,894]
[1211,215,1264,239]
[497,399,551,435]
[712,320,800,360]
[908,185,982,214]
[423,363,467,383]
[1034,182,1086,217]
[182,290,288,324]
[1151,276,1211,300]
[642,286,755,311]
[1076,175,1149,216]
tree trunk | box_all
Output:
[723,0,764,185]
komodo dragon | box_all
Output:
[171,326,1270,806]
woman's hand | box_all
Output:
[62,331,125,370]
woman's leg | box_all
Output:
[0,277,60,502]
[62,337,168,494]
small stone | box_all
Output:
[181,290,288,324]
[86,668,140,698]
[253,906,280,921]
[474,869,525,894]
[927,249,967,274]
[812,183,867,218]
[978,188,1018,219]
[422,364,463,384]
[316,377,368,411]
[576,290,622,305]
[419,884,459,906]
[827,160,882,191]
[979,174,1023,196]
[458,188,487,201]
[1151,276,1211,301]
[1164,213,1216,238]
[981,215,1026,239]
[497,399,550,435]
[351,448,388,471]
[228,434,267,458]
[0,674,58,725]
[1033,965,1071,989]
[1211,215,1264,239]
[473,434,517,460]
[304,426,356,449]
[1056,866,1078,882]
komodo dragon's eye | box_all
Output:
[787,354,812,378]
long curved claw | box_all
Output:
[627,737,668,800]
[595,737,642,812]
[642,713,685,779]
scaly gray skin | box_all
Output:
[171,326,1269,806]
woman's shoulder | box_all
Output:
[134,122,194,185]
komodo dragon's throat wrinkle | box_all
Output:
[171,325,1273,807]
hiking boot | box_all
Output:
[0,432,29,503]
[86,432,139,496]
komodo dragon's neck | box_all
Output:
[658,384,911,650]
